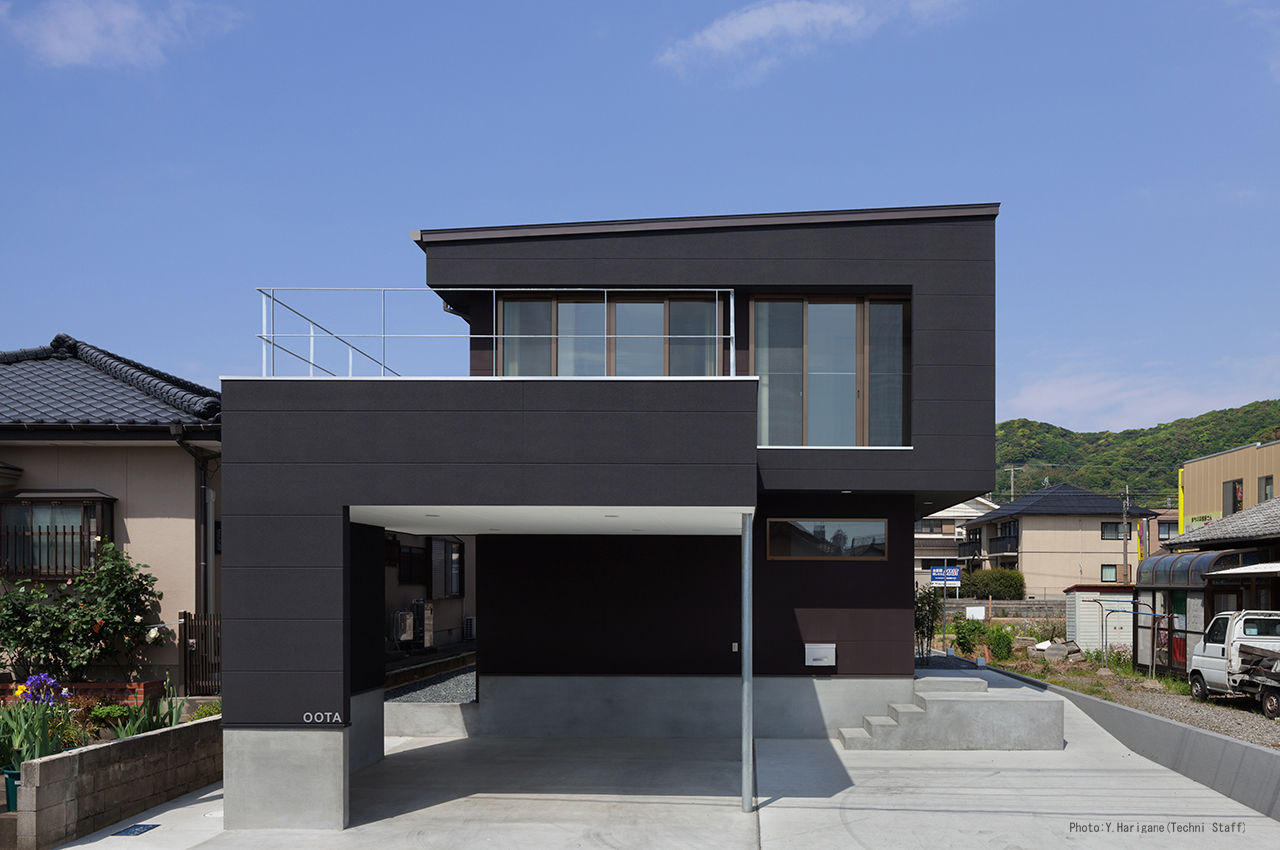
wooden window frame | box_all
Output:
[749,295,910,446]
[766,517,889,561]
[497,294,723,377]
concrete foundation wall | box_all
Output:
[4,717,221,850]
[223,728,348,830]
[399,676,914,738]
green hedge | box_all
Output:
[959,568,1025,601]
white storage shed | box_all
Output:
[1064,584,1136,653]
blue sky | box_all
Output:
[2,0,1277,433]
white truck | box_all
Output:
[1188,610,1280,719]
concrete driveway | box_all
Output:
[60,677,1280,849]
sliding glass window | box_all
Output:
[500,296,720,377]
[753,297,909,446]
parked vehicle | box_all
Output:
[1189,610,1280,719]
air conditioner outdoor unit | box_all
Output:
[394,610,414,642]
[463,616,476,641]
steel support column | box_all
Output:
[741,510,754,813]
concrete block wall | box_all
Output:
[1,716,221,850]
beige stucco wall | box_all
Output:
[1182,441,1280,526]
[0,443,201,681]
[1016,515,1135,597]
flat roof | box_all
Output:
[412,203,1000,244]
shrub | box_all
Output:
[89,704,131,726]
[960,568,1025,601]
[986,625,1014,660]
[914,585,943,663]
[189,700,222,721]
[951,617,986,656]
[0,542,163,680]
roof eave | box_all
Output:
[412,202,1001,247]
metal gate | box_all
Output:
[179,611,221,696]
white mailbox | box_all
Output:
[804,643,836,667]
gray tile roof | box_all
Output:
[1166,497,1280,548]
[0,334,220,427]
[970,483,1156,524]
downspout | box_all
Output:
[172,426,220,616]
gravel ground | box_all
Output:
[385,666,476,703]
[1106,684,1280,747]
[996,658,1280,749]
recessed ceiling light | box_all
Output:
[923,501,934,506]
[840,490,851,494]
[604,514,619,518]
[423,514,440,518]
[488,528,500,531]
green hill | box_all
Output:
[994,400,1280,509]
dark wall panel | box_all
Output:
[477,535,742,675]
[753,493,915,676]
[348,522,386,695]
[221,377,759,727]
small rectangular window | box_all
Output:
[1224,479,1244,515]
[1157,520,1177,541]
[767,519,887,560]
[1101,564,1117,582]
[1101,522,1132,540]
[1260,476,1274,504]
[914,519,944,534]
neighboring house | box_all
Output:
[912,495,997,586]
[1137,507,1180,559]
[220,203,998,829]
[1180,439,1280,534]
[0,334,221,688]
[383,531,476,650]
[1133,498,1280,676]
[960,483,1155,598]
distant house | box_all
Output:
[0,334,221,688]
[961,484,1155,598]
[1180,439,1280,533]
[912,495,997,586]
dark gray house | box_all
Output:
[220,203,998,828]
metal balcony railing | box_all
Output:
[256,287,737,379]
[988,534,1020,555]
[957,540,982,558]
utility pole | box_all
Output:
[1004,467,1023,502]
[1122,484,1130,584]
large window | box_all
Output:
[914,518,945,534]
[753,297,908,446]
[1157,520,1177,541]
[0,494,113,578]
[499,296,720,377]
[767,518,887,560]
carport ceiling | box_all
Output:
[349,505,754,537]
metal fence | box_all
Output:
[179,611,221,696]
[0,525,93,578]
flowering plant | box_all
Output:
[17,673,67,706]
[0,542,162,680]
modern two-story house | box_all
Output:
[219,203,998,829]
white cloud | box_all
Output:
[999,354,1280,433]
[0,0,241,68]
[656,0,966,81]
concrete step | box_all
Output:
[862,715,899,736]
[913,676,988,693]
[838,727,871,749]
[888,703,926,724]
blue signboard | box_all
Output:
[930,566,960,587]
